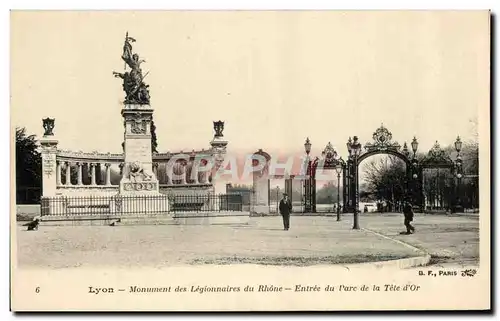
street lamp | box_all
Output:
[304,137,312,155]
[346,136,353,212]
[275,185,280,213]
[335,160,343,222]
[454,136,463,155]
[454,136,463,213]
[304,138,312,213]
[453,167,463,213]
[409,138,419,209]
[347,136,362,230]
[411,136,419,158]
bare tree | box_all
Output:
[361,155,406,206]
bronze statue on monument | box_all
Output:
[113,32,150,105]
[213,120,224,138]
[42,118,55,136]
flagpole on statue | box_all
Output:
[124,31,128,71]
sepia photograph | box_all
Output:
[10,10,490,311]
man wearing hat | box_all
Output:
[402,199,416,234]
[279,193,293,230]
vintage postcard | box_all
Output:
[10,10,490,311]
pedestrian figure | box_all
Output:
[402,201,416,234]
[279,193,292,231]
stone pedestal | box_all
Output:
[119,104,161,195]
[209,132,228,211]
[250,149,272,215]
[252,174,270,215]
[40,136,59,197]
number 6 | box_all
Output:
[35,287,40,293]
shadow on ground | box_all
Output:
[190,254,413,266]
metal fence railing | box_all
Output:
[40,193,244,217]
[169,194,243,212]
[269,201,304,214]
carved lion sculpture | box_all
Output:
[128,161,153,182]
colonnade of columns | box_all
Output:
[56,161,114,186]
[56,160,213,187]
[155,162,211,185]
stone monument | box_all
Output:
[114,32,159,195]
[209,120,229,195]
[119,105,159,194]
[40,118,58,197]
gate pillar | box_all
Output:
[40,118,58,197]
[250,149,272,215]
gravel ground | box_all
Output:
[359,213,480,267]
[16,216,418,269]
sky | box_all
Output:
[11,11,487,165]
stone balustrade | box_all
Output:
[57,149,124,162]
[57,148,215,163]
[152,148,211,161]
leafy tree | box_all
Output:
[16,127,42,203]
[269,185,303,204]
[461,141,479,175]
[428,134,479,209]
[269,186,282,202]
[359,183,374,202]
[316,181,343,204]
[457,128,479,208]
[421,168,454,209]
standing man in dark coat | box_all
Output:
[402,201,416,234]
[279,193,292,230]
